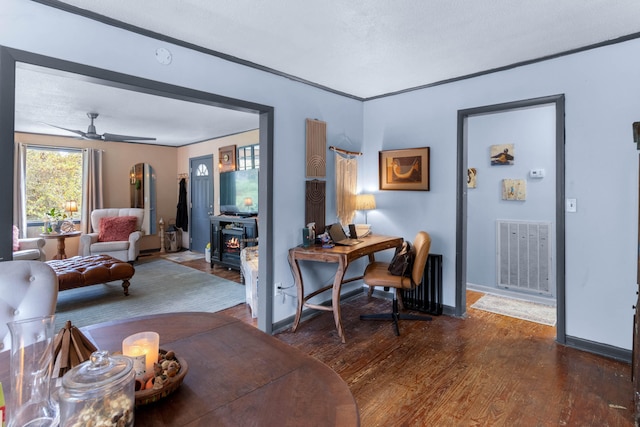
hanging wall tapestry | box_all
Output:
[335,151,358,225]
[306,119,327,178]
[305,180,326,233]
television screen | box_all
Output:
[219,169,259,216]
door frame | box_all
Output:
[0,46,276,334]
[456,94,566,343]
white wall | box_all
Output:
[467,105,556,296]
[364,40,640,350]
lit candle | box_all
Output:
[122,332,159,378]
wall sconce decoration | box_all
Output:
[355,194,376,224]
[219,145,236,172]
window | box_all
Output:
[25,146,83,223]
[237,144,259,170]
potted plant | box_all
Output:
[45,207,66,233]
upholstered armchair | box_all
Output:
[0,260,58,352]
[13,237,47,261]
[12,225,46,261]
[79,208,144,263]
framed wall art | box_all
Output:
[490,143,514,165]
[379,147,430,191]
[219,145,236,172]
[502,178,526,200]
[467,167,477,188]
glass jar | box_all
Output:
[58,350,135,427]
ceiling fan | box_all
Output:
[46,112,156,142]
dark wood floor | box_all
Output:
[181,256,635,426]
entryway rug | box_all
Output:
[54,257,245,331]
[161,250,204,263]
[470,294,556,326]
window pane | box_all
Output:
[238,149,247,170]
[26,147,83,222]
[253,145,260,169]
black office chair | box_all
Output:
[360,231,432,335]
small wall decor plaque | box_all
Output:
[467,167,477,188]
[379,147,430,191]
[502,179,526,200]
[490,144,514,166]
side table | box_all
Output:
[40,231,81,260]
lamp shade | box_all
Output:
[244,197,253,207]
[64,200,78,213]
[355,194,376,210]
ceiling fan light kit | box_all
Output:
[46,112,156,142]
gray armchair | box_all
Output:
[13,237,46,261]
[79,208,144,263]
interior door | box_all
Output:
[190,155,214,253]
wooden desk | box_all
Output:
[0,312,359,426]
[40,231,81,260]
[288,234,403,343]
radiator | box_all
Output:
[401,254,443,315]
[496,220,551,295]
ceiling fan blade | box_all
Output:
[41,122,87,138]
[102,132,157,142]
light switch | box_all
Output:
[566,198,577,213]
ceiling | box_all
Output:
[15,0,640,146]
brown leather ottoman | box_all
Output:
[46,254,135,296]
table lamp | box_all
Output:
[244,197,253,210]
[355,194,376,224]
[64,200,78,218]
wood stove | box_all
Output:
[210,215,258,270]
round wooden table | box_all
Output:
[40,231,81,260]
[0,313,360,426]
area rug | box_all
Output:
[470,294,556,326]
[54,257,245,331]
[161,250,204,263]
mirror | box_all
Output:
[130,163,156,234]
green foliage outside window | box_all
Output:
[25,148,83,222]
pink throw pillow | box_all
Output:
[12,225,19,251]
[98,216,138,242]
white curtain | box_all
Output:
[13,143,27,237]
[335,153,358,225]
[81,148,104,234]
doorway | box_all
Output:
[456,95,566,343]
[0,46,275,334]
[189,155,214,253]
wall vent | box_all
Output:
[496,220,551,295]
